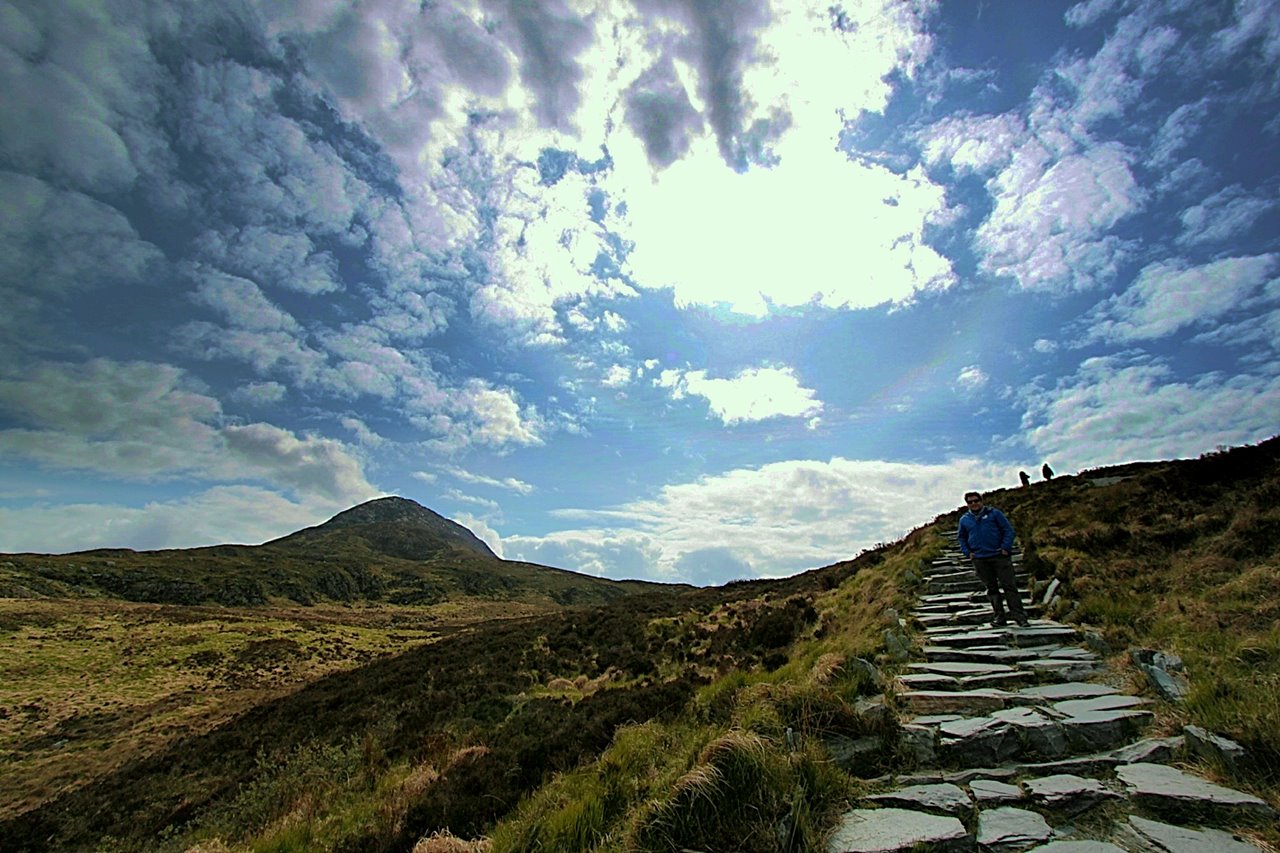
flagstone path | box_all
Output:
[827,537,1277,852]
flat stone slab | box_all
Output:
[1109,735,1183,764]
[826,807,971,853]
[976,806,1053,849]
[969,778,1023,804]
[923,646,1041,663]
[899,689,1011,714]
[1025,843,1127,852]
[896,673,961,690]
[1061,708,1153,752]
[1116,763,1276,819]
[865,783,971,815]
[909,661,1018,675]
[1121,814,1264,852]
[1022,773,1121,815]
[1052,694,1150,716]
[1019,682,1119,701]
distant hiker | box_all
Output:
[957,491,1028,628]
[1041,463,1054,480]
[1019,470,1031,487]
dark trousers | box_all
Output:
[972,554,1026,621]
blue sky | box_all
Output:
[2,0,1278,585]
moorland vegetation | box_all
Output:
[1,438,1277,851]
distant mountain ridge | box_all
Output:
[0,496,668,608]
[268,496,498,560]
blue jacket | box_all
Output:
[957,507,1015,558]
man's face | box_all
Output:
[966,495,984,513]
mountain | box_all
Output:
[266,496,498,560]
[0,497,669,608]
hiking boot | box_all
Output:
[990,617,1008,627]
[1015,617,1031,627]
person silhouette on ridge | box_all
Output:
[1041,462,1055,480]
[1019,470,1031,487]
[958,490,1029,628]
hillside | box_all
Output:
[1,439,1278,851]
[0,496,668,609]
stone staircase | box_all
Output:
[828,537,1276,852]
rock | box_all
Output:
[1051,694,1149,716]
[1018,682,1119,702]
[896,673,961,691]
[854,694,892,725]
[1060,708,1152,753]
[898,724,937,765]
[976,806,1053,850]
[1109,735,1184,765]
[1041,578,1061,605]
[1081,630,1111,656]
[991,706,1069,758]
[909,661,1019,676]
[1025,843,1127,852]
[1016,753,1120,777]
[865,783,971,815]
[1138,663,1190,701]
[851,657,885,688]
[1022,774,1120,816]
[1183,724,1246,771]
[884,628,912,661]
[1115,762,1276,820]
[899,689,1010,715]
[825,734,885,773]
[939,716,1020,766]
[1119,814,1264,852]
[826,807,971,853]
[969,778,1024,805]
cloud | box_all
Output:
[918,112,1024,175]
[1065,0,1122,29]
[1084,254,1280,343]
[504,456,1014,583]
[1147,100,1211,167]
[0,486,358,553]
[0,358,376,503]
[231,381,287,405]
[658,365,822,424]
[956,365,989,391]
[1177,185,1277,247]
[1020,355,1280,468]
[0,171,162,326]
[445,467,535,494]
[976,141,1143,292]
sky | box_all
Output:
[2,0,1279,585]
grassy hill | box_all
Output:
[1,441,1278,851]
[0,497,669,609]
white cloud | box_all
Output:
[977,141,1143,292]
[1020,355,1280,468]
[1177,185,1277,247]
[658,365,823,424]
[445,467,535,494]
[1084,254,1280,343]
[0,358,376,503]
[956,365,989,391]
[601,364,633,388]
[0,486,357,553]
[231,381,287,405]
[918,112,1025,175]
[504,455,1014,583]
[1065,0,1121,29]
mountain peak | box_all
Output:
[271,496,497,560]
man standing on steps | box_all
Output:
[957,491,1029,628]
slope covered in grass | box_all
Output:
[2,439,1277,851]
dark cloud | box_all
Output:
[485,0,593,131]
[634,0,778,170]
[625,57,703,167]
